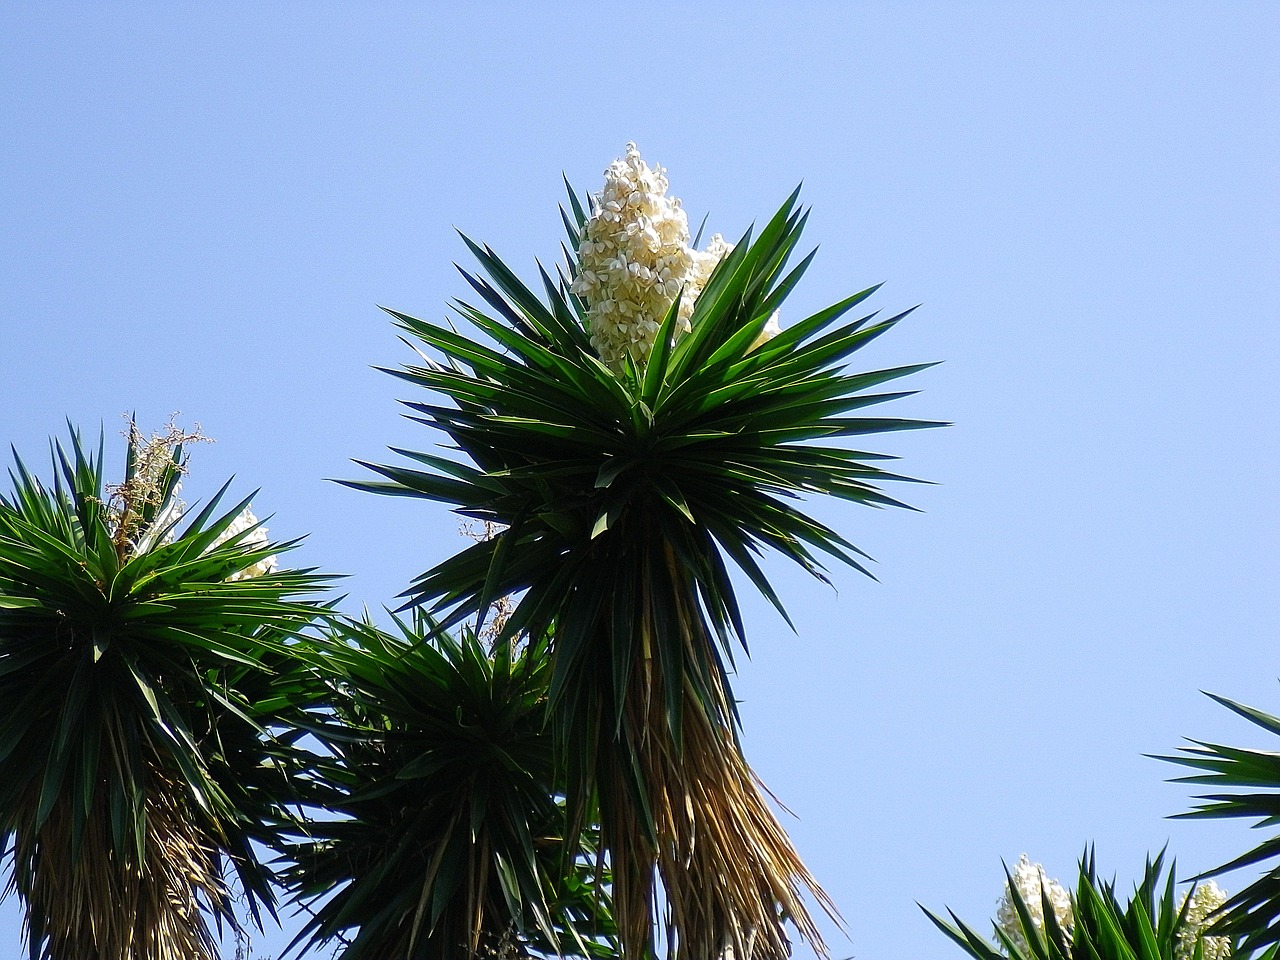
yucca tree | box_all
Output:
[283,613,619,960]
[348,159,939,960]
[0,423,333,960]
[925,849,1275,960]
[1161,692,1280,952]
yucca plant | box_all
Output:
[282,613,618,960]
[0,422,332,960]
[924,849,1274,960]
[1161,692,1280,952]
[348,146,941,958]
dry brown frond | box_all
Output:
[599,562,841,960]
[603,667,838,960]
[11,761,231,960]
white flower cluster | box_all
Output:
[571,143,735,370]
[212,506,279,581]
[1176,881,1232,960]
[996,855,1075,954]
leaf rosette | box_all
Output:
[283,615,619,960]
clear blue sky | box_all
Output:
[1,4,1277,959]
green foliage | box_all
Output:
[0,424,333,960]
[282,614,619,960]
[1162,692,1280,952]
[924,850,1272,960]
[353,186,938,725]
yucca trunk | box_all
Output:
[580,536,835,960]
[603,673,831,960]
[10,762,227,960]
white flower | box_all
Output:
[572,143,734,371]
[1176,881,1231,960]
[748,310,782,352]
[690,232,734,292]
[211,506,278,581]
[996,855,1074,954]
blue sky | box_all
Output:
[1,4,1277,959]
